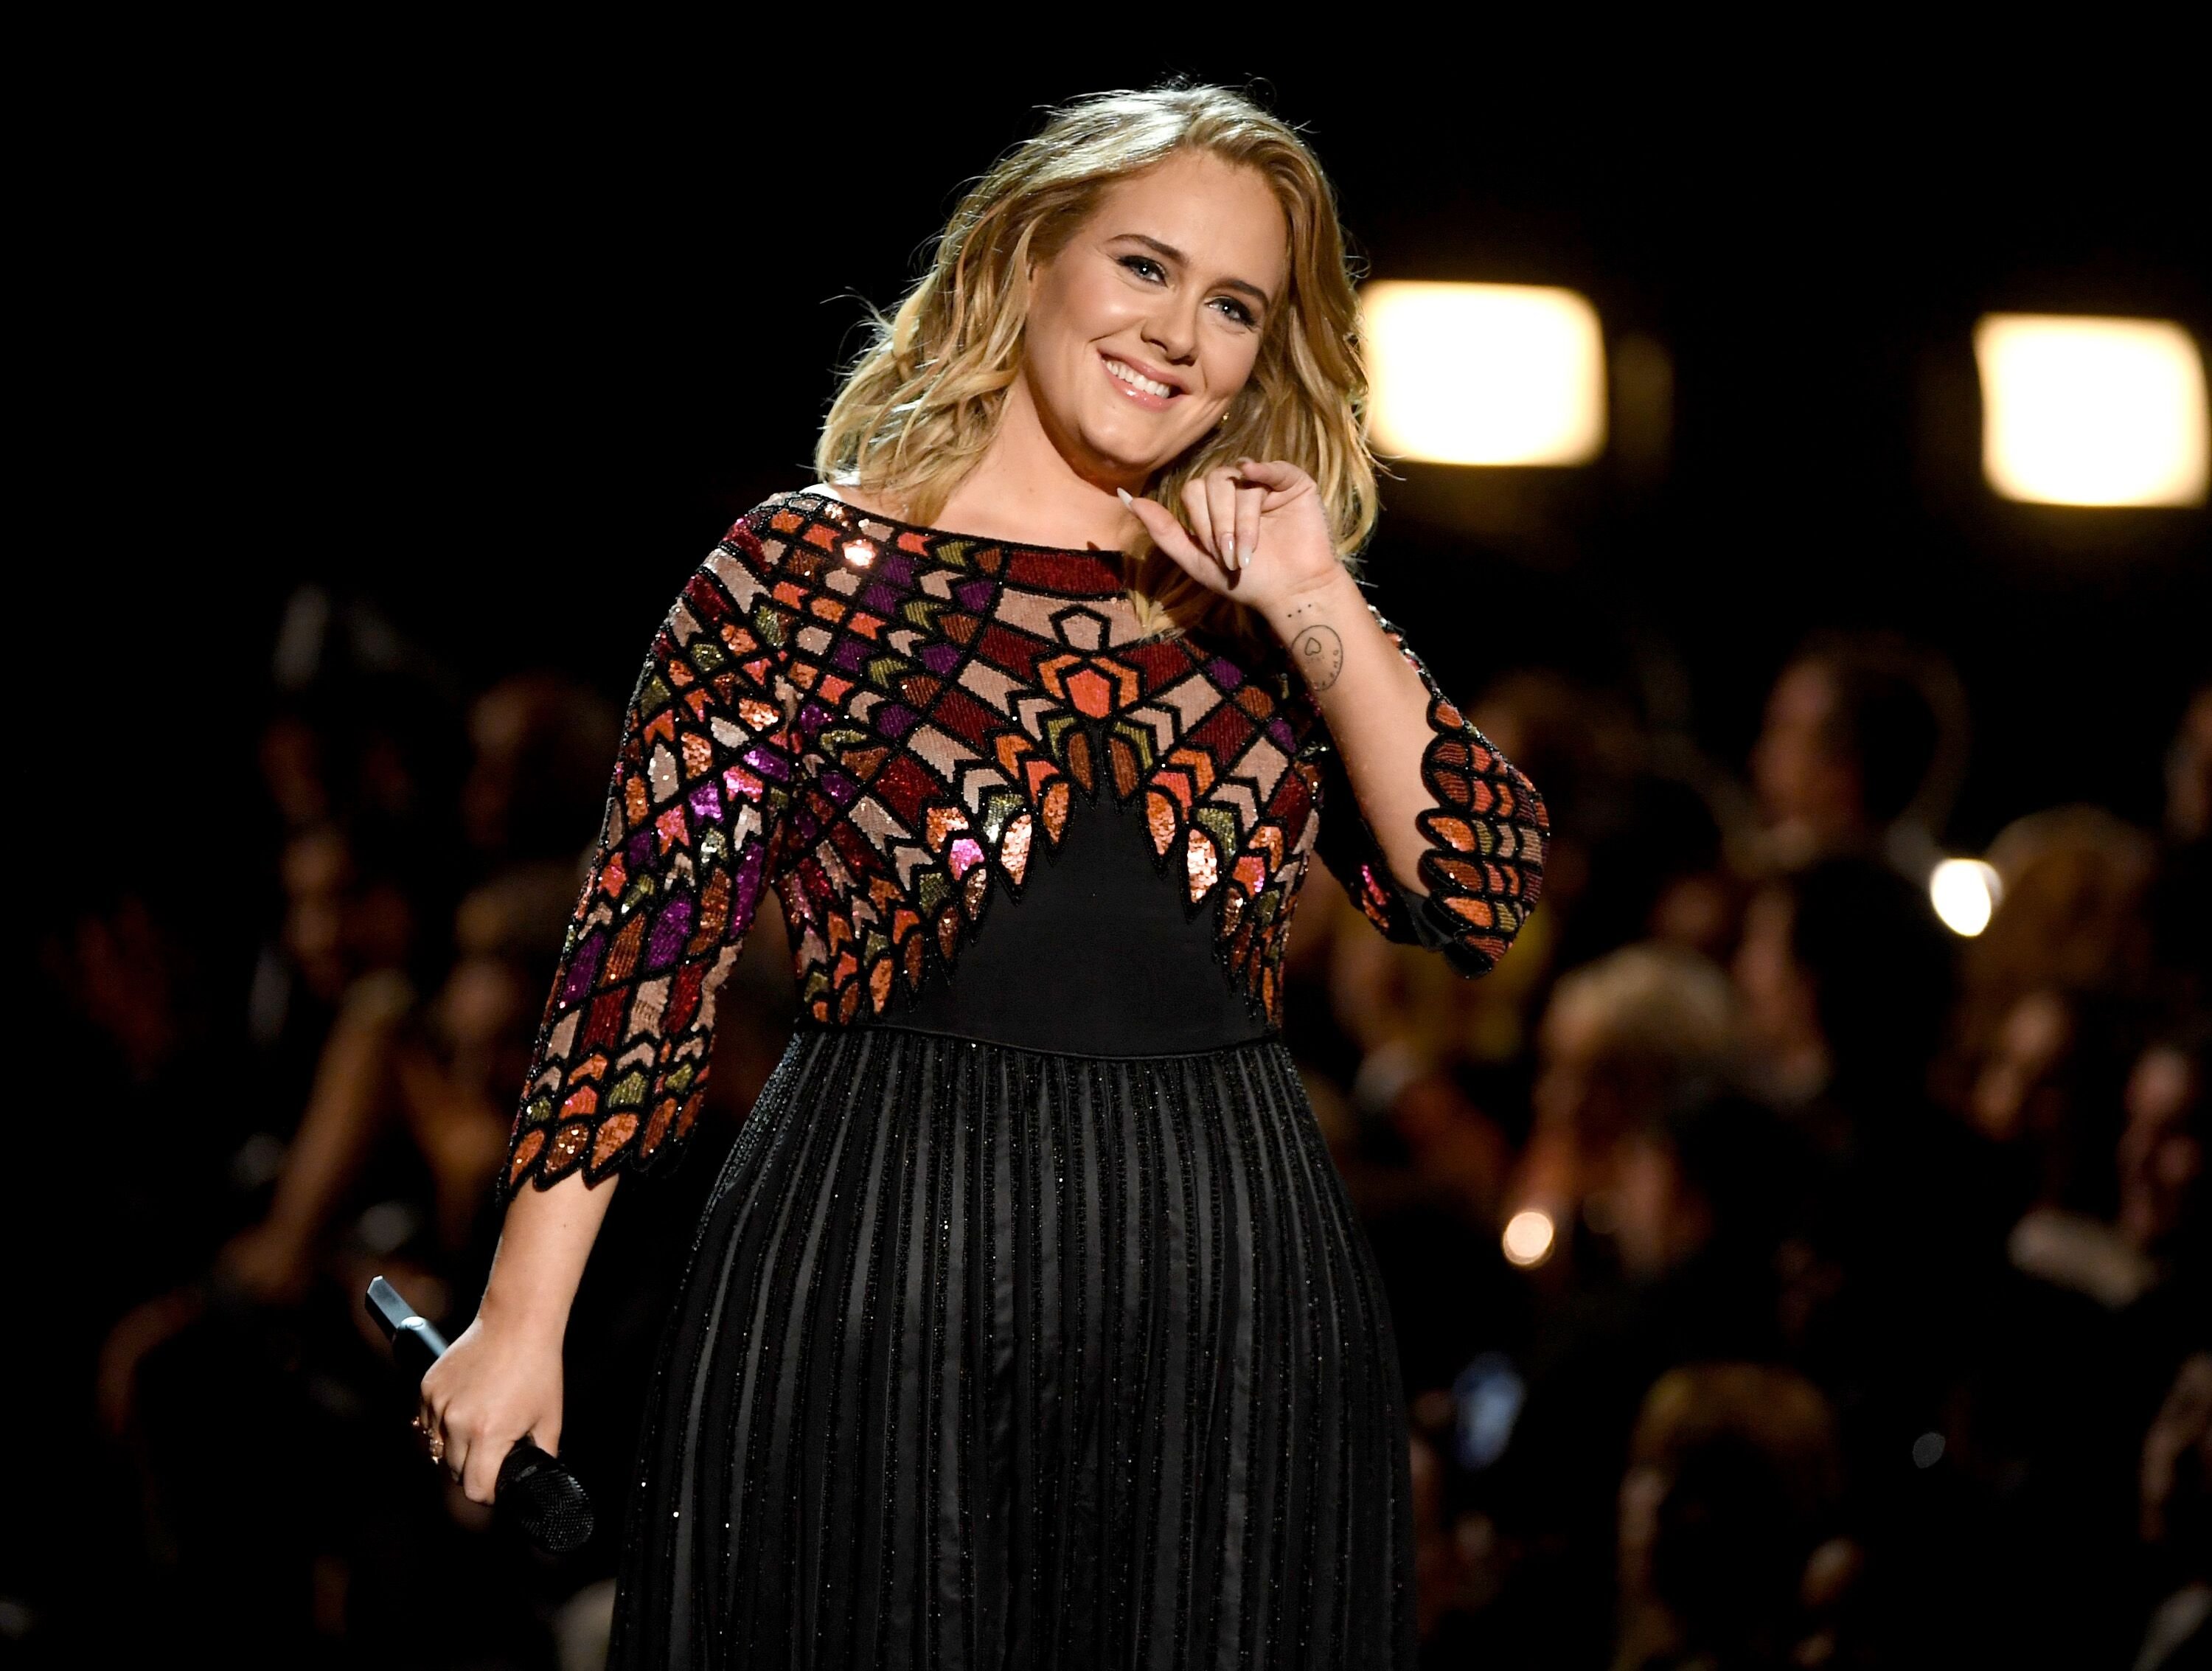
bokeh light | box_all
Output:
[1975,313,2209,507]
[1929,857,2002,937]
[1362,282,1607,465]
[1501,1209,1557,1268]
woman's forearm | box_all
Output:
[258,1007,400,1246]
[1262,568,1443,893]
[477,1167,619,1341]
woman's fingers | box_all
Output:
[1120,461,1321,593]
[425,1403,547,1502]
[1233,479,1265,572]
[437,1406,504,1502]
[1179,475,1219,563]
[1206,470,1241,569]
[461,1435,507,1505]
[1234,456,1313,511]
[1120,490,1230,593]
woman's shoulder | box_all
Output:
[686,484,922,633]
[713,483,898,564]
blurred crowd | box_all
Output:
[21,578,2212,1670]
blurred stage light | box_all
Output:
[1975,314,2209,507]
[1929,858,2002,937]
[1501,1209,1557,1268]
[1363,282,1607,465]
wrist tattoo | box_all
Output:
[1291,624,1344,692]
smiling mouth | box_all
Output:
[1102,355,1181,402]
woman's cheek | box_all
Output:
[1206,338,1261,406]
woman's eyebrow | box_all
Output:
[1116,233,1271,307]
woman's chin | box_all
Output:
[1070,420,1203,484]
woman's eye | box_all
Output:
[1119,255,1165,282]
[1211,297,1257,328]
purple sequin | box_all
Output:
[861,582,902,614]
[742,746,791,782]
[921,642,961,675]
[956,580,995,612]
[730,843,765,937]
[877,704,919,739]
[644,894,693,970]
[689,781,723,823]
[559,929,605,1005]
[832,636,868,673]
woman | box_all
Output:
[422,84,1548,1668]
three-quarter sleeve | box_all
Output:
[1312,608,1548,978]
[498,524,799,1198]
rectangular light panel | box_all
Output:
[1361,282,1606,465]
[1975,313,2208,507]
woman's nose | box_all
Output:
[1142,302,1200,365]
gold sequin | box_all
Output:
[1186,828,1219,901]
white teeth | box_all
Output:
[1105,358,1175,399]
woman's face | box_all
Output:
[1020,150,1289,485]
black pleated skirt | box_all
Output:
[608,1023,1416,1670]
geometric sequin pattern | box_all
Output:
[1322,619,1549,976]
[500,491,1548,1197]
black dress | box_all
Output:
[496,493,1548,1668]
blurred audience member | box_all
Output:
[462,673,620,868]
[1981,987,2147,1305]
[2123,1032,2211,1289]
[215,823,425,1310]
[1475,668,1736,973]
[2149,687,2212,1022]
[2166,687,2212,847]
[1959,804,2158,1066]
[1617,1094,1804,1295]
[1474,951,1747,1668]
[1735,858,1963,1182]
[1512,942,1738,1280]
[2116,1031,2212,1432]
[1614,1365,1845,1671]
[1749,633,1964,876]
[2136,1351,2212,1671]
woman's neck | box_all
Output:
[931,380,1144,553]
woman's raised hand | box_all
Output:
[418,1313,565,1504]
[1119,459,1345,615]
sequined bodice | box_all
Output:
[499,492,1548,1196]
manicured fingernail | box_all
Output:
[1116,488,1133,507]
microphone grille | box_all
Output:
[498,1444,597,1555]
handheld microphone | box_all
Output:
[364,1276,596,1554]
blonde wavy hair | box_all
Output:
[815,83,1376,637]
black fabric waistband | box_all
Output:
[785,1017,1284,1065]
